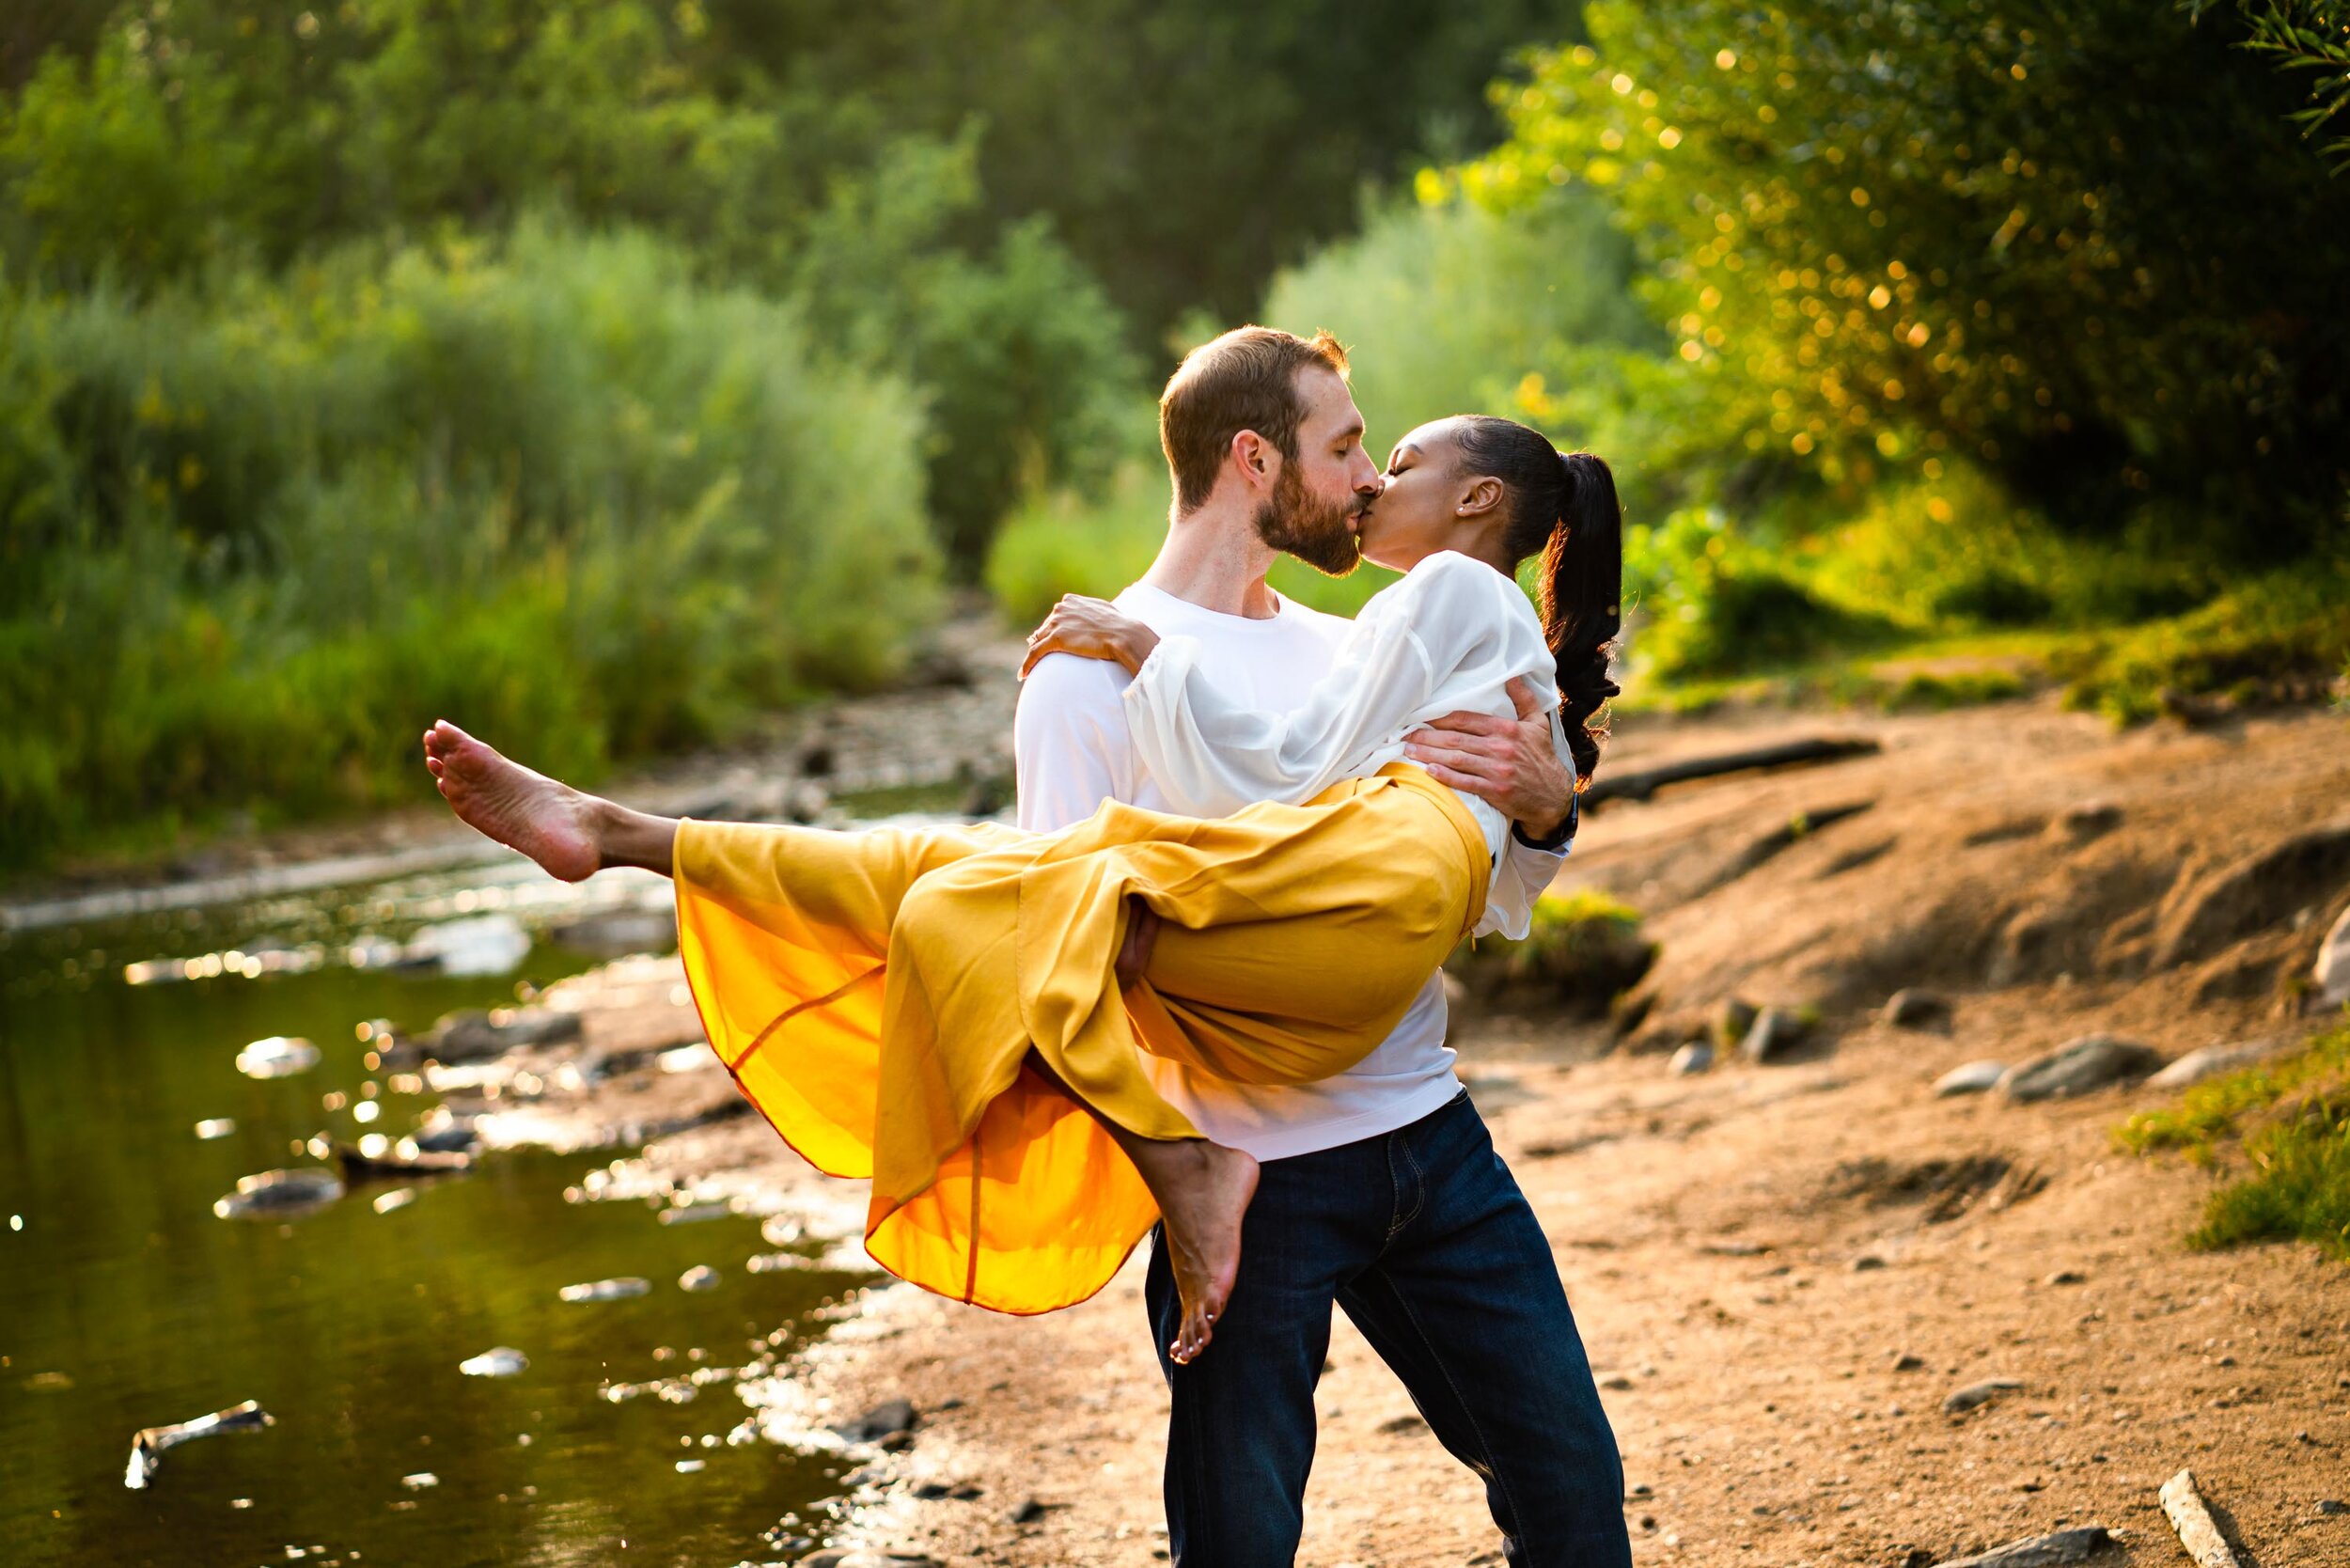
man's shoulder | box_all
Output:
[1016,648,1130,717]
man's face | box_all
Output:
[1254,368,1383,576]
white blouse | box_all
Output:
[1120,550,1573,939]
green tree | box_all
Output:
[1471,1,2350,558]
[2193,2,2350,169]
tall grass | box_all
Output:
[0,221,938,870]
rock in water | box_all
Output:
[460,1346,528,1378]
[678,1264,720,1292]
[1668,1042,1714,1076]
[1935,1060,2009,1097]
[1942,1377,2025,1414]
[1884,989,1952,1028]
[427,1006,583,1064]
[1998,1035,2163,1102]
[1931,1527,2112,1567]
[2147,1038,2294,1090]
[194,1118,237,1139]
[124,1400,275,1489]
[401,914,532,978]
[212,1168,344,1220]
[559,1278,651,1303]
[1739,1007,1809,1064]
[234,1036,320,1079]
[829,1398,917,1447]
[2316,904,2350,1009]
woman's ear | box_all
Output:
[1456,475,1505,519]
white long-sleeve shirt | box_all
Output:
[1012,557,1574,1161]
[1120,549,1570,939]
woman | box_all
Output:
[421,415,1621,1362]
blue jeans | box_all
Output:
[1145,1090,1631,1567]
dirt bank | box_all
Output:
[400,694,2350,1566]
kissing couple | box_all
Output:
[424,326,1635,1565]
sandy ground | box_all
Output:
[400,691,2350,1568]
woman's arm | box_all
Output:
[1119,555,1519,818]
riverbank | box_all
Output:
[410,693,2350,1566]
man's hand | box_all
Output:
[1403,676,1574,842]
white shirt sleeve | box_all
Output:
[1473,705,1576,939]
[1013,651,1136,833]
[1119,554,1509,818]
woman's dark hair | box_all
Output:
[1449,416,1623,789]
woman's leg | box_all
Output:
[422,720,678,879]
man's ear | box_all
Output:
[1230,430,1277,493]
[1457,475,1505,518]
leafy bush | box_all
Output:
[2052,562,2350,724]
[0,222,938,869]
[1451,888,1655,1013]
[1623,506,1904,679]
[1468,0,2350,558]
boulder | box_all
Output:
[1998,1035,2163,1102]
[1934,1060,2008,1097]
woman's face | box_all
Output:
[1355,419,1475,573]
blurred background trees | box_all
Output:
[2,0,2343,870]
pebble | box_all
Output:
[1598,1373,1635,1390]
[2049,801,2123,844]
[1852,1254,1888,1272]
[1739,1007,1809,1064]
[401,1472,438,1490]
[830,1398,918,1446]
[1943,1377,2024,1415]
[678,1265,720,1293]
[459,1346,528,1378]
[1998,1035,2163,1102]
[212,1168,344,1220]
[561,1278,652,1303]
[1891,1353,1926,1372]
[1883,989,1951,1028]
[235,1036,321,1079]
[1711,997,1759,1049]
[1934,1060,2008,1097]
[194,1118,237,1139]
[371,1188,417,1215]
[2315,1498,2347,1515]
[2044,1269,2086,1285]
[1668,1042,1714,1076]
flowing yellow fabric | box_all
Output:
[672,763,1490,1315]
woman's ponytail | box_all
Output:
[1452,417,1624,790]
[1540,452,1622,788]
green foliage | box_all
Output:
[0,222,938,870]
[1469,1,2350,558]
[2119,1021,2350,1258]
[2191,2,2350,169]
[983,459,1168,625]
[2052,562,2350,724]
[1623,506,1905,679]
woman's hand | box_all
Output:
[1020,595,1161,679]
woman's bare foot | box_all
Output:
[1120,1137,1260,1364]
[420,720,603,882]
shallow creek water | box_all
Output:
[0,857,881,1567]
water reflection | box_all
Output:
[0,865,871,1568]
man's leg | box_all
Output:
[1336,1094,1632,1568]
[1147,1135,1386,1567]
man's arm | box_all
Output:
[1014,651,1138,833]
[1402,676,1577,844]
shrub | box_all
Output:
[0,221,938,870]
[1452,888,1655,1014]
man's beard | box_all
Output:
[1253,463,1361,577]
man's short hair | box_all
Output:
[1159,326,1350,513]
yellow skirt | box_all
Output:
[672,763,1490,1315]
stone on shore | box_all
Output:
[1935,1060,2008,1097]
[2147,1037,2295,1090]
[1884,989,1952,1028]
[428,1007,584,1064]
[1668,1042,1714,1076]
[1931,1526,2111,1567]
[2315,903,2350,1009]
[1943,1377,2024,1415]
[830,1398,917,1448]
[1998,1036,2163,1102]
[1711,997,1759,1050]
[1739,1006,1810,1063]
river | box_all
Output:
[0,854,881,1567]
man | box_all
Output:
[1014,327,1631,1566]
